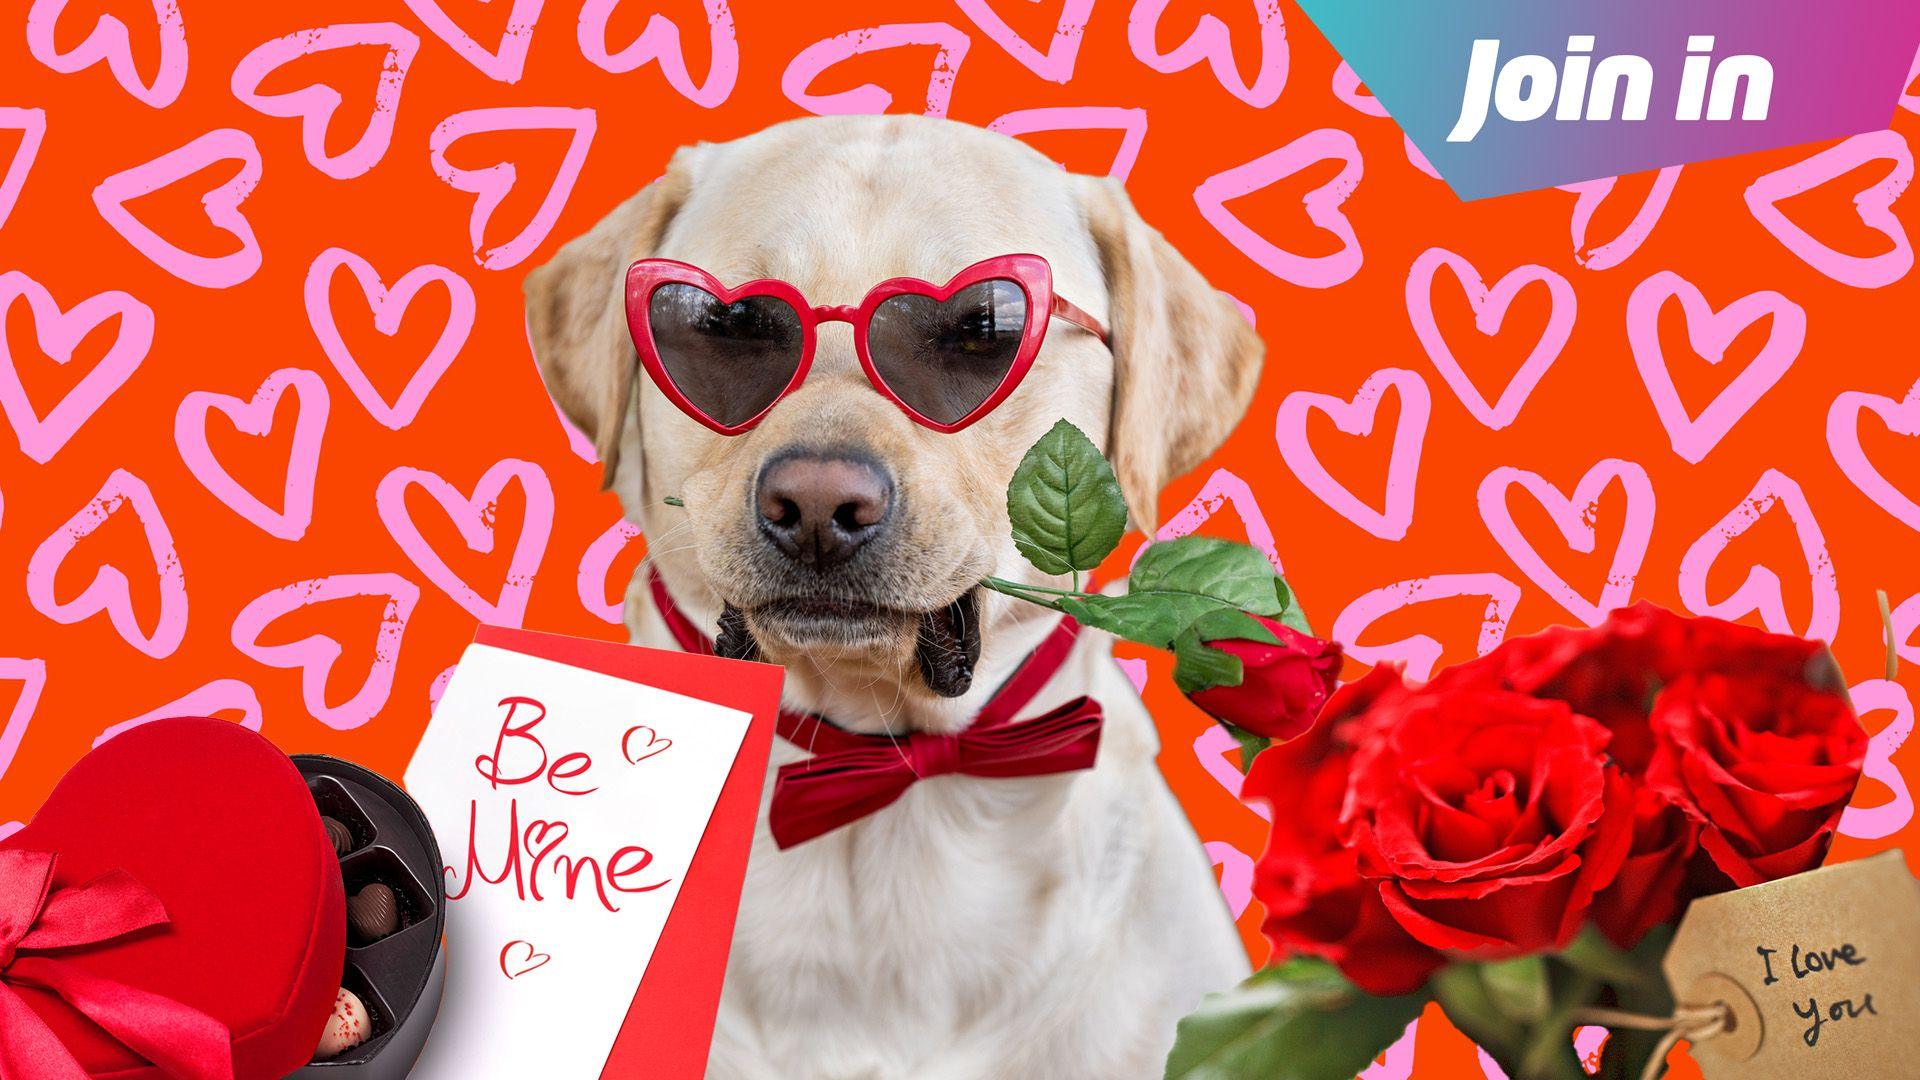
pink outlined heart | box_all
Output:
[1126,0,1287,108]
[1195,128,1364,289]
[0,657,48,785]
[0,108,47,232]
[782,22,972,117]
[1330,572,1522,682]
[25,0,187,108]
[231,22,421,181]
[0,270,155,464]
[1676,468,1839,642]
[405,0,545,83]
[1478,459,1655,627]
[620,723,673,764]
[578,517,642,624]
[499,939,552,979]
[175,367,330,541]
[429,106,596,271]
[1627,270,1805,464]
[376,459,555,627]
[1155,468,1283,572]
[91,128,264,289]
[1406,247,1576,431]
[305,248,474,429]
[1744,129,1913,289]
[1275,367,1430,541]
[577,0,738,106]
[1828,378,1920,532]
[94,678,264,748]
[25,469,187,659]
[231,572,420,731]
[987,106,1148,182]
[1837,678,1913,841]
[1557,166,1681,272]
[955,0,1091,83]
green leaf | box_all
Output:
[1173,627,1244,694]
[1190,607,1282,646]
[1274,577,1311,634]
[1557,926,1657,991]
[1006,419,1128,576]
[1165,962,1426,1080]
[1060,537,1295,651]
[1132,537,1287,616]
[1431,964,1526,1052]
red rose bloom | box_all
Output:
[1432,603,1693,775]
[1344,688,1635,958]
[1188,618,1344,740]
[1646,672,1866,888]
[1589,786,1700,947]
[1242,666,1444,995]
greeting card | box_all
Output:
[404,640,762,1078]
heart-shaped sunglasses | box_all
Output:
[624,253,1109,435]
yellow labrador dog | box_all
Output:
[526,115,1260,1080]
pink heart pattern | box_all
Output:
[0,10,1915,1072]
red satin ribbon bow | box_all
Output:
[648,573,1105,849]
[0,849,234,1080]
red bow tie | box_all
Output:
[0,849,234,1080]
[649,574,1104,849]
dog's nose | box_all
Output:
[755,452,893,569]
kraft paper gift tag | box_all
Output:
[1662,850,1920,1078]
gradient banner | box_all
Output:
[1297,1,1920,199]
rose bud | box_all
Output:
[1343,688,1636,959]
[1242,665,1445,995]
[1646,671,1866,889]
[1187,618,1344,741]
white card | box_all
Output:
[404,643,751,1079]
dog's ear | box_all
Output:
[523,149,696,488]
[1081,176,1264,531]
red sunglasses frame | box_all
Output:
[624,253,1110,435]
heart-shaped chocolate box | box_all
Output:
[1,718,346,1078]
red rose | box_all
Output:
[1646,672,1866,888]
[1589,786,1700,947]
[1188,618,1344,740]
[1344,688,1635,958]
[1242,666,1444,995]
[1433,603,1693,775]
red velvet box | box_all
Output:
[0,718,346,1078]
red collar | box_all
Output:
[647,573,1105,848]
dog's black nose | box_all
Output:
[755,452,893,569]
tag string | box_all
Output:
[1569,1004,1732,1080]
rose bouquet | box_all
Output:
[984,422,1871,1080]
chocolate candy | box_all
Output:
[322,816,353,856]
[348,882,400,942]
[314,986,371,1060]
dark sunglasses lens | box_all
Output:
[647,283,804,429]
[867,279,1029,427]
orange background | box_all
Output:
[1,2,1917,1076]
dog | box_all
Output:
[526,114,1263,1080]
